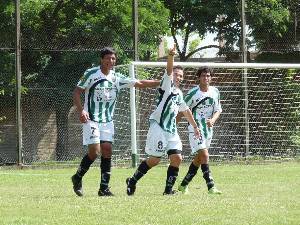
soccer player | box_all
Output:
[177,67,222,195]
[71,47,160,197]
[126,45,200,195]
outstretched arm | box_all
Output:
[134,79,160,88]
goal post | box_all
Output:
[129,63,138,167]
[127,62,300,167]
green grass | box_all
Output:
[0,162,299,225]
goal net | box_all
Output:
[118,62,300,165]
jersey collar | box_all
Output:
[99,68,115,82]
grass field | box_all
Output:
[0,162,299,225]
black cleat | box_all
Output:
[163,190,177,195]
[126,178,136,196]
[71,175,83,197]
[98,188,114,197]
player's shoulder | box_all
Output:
[111,71,130,84]
[84,66,100,77]
[78,66,99,85]
[209,86,220,93]
[186,85,199,94]
[113,71,127,79]
[175,87,184,95]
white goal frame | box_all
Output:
[129,62,300,167]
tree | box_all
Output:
[161,0,241,61]
[162,0,296,61]
[247,0,293,51]
[0,0,170,161]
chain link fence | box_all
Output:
[134,64,300,162]
[0,0,299,166]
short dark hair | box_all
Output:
[100,47,116,58]
[196,67,213,77]
[173,65,183,71]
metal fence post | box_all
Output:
[15,0,23,165]
[241,0,249,157]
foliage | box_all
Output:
[247,0,292,51]
[161,0,240,61]
[0,0,15,48]
[162,0,297,61]
[0,0,170,159]
[138,0,170,60]
[0,0,170,91]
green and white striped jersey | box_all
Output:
[184,86,222,136]
[77,66,136,123]
[150,72,188,134]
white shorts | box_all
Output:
[145,121,182,157]
[188,125,213,154]
[82,120,114,146]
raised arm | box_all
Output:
[167,44,176,76]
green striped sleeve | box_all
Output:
[77,68,98,87]
[184,87,198,106]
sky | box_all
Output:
[166,32,219,58]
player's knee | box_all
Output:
[100,141,112,158]
[201,152,209,163]
[146,157,160,167]
[197,149,209,164]
[192,152,201,166]
[168,150,182,167]
[88,144,100,160]
[170,156,182,167]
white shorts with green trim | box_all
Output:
[188,124,213,154]
[82,120,114,146]
[145,121,182,157]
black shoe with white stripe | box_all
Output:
[71,175,83,197]
[98,188,114,197]
[126,178,136,196]
[163,190,177,195]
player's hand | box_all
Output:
[79,110,89,123]
[193,127,200,139]
[168,44,176,56]
[206,118,215,127]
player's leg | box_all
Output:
[199,149,221,194]
[126,121,164,195]
[178,130,203,194]
[164,150,182,195]
[71,121,100,196]
[98,121,114,196]
[178,152,201,194]
[97,141,114,196]
[126,156,160,195]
